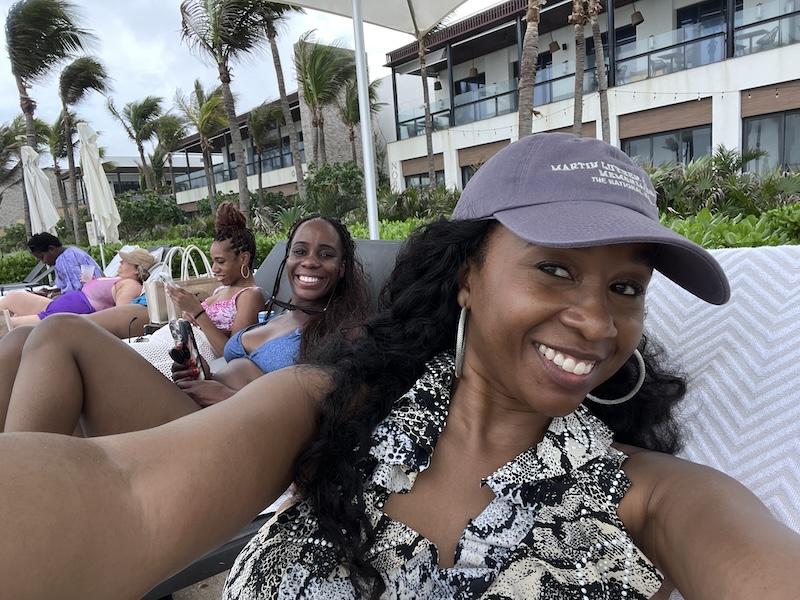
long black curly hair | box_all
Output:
[273,214,370,359]
[295,218,687,596]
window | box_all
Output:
[622,125,712,165]
[743,110,800,173]
[405,171,445,188]
[461,165,479,187]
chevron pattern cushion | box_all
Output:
[645,245,800,538]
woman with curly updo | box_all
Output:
[0,134,798,599]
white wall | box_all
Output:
[175,163,307,206]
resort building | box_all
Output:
[385,0,800,191]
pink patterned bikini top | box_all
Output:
[202,286,259,331]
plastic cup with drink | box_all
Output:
[80,264,95,284]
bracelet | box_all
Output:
[193,309,206,320]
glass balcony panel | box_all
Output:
[497,92,517,116]
[551,76,575,103]
[454,104,475,126]
[534,82,551,106]
[684,35,725,68]
[616,56,648,85]
[649,47,685,76]
[535,65,553,84]
[735,23,782,55]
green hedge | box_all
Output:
[2,210,798,285]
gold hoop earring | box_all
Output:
[241,264,250,279]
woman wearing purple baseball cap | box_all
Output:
[0,134,797,599]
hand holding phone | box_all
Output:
[168,319,209,380]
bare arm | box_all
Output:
[0,366,329,600]
[199,288,263,356]
[621,450,800,600]
[112,279,143,306]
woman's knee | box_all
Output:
[0,326,33,359]
[25,314,93,352]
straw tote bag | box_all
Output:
[144,245,216,324]
[165,244,217,322]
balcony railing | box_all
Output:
[615,21,726,85]
[174,147,305,194]
[454,79,519,126]
[398,69,599,137]
[734,0,800,57]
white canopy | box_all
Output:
[273,0,471,239]
[77,122,121,245]
[20,146,59,235]
[282,0,469,37]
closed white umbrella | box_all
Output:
[20,145,60,235]
[77,122,121,267]
[274,0,471,239]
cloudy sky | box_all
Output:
[0,0,497,158]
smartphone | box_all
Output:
[168,319,209,379]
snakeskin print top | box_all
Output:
[223,353,663,599]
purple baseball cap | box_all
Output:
[452,133,730,305]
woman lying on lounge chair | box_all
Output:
[0,215,368,435]
[0,247,153,336]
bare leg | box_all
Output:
[0,326,33,427]
[4,314,201,436]
[9,314,40,328]
[0,291,50,316]
[86,304,149,338]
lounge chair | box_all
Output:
[0,261,54,296]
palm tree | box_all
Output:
[107,95,163,190]
[148,145,168,190]
[518,0,546,138]
[588,0,610,142]
[155,114,188,197]
[252,1,307,199]
[44,112,75,238]
[337,78,384,163]
[294,31,354,165]
[414,25,444,189]
[59,55,110,243]
[175,80,227,208]
[570,0,588,136]
[180,0,265,219]
[247,103,283,203]
[5,0,93,235]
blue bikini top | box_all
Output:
[223,321,301,374]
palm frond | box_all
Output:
[251,1,304,38]
[180,0,265,65]
[5,0,95,82]
[247,102,283,151]
[58,55,110,105]
[294,31,356,111]
[155,114,188,153]
[337,78,385,127]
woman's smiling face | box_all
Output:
[285,218,345,308]
[458,225,653,416]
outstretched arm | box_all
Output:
[621,449,800,600]
[0,366,329,600]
